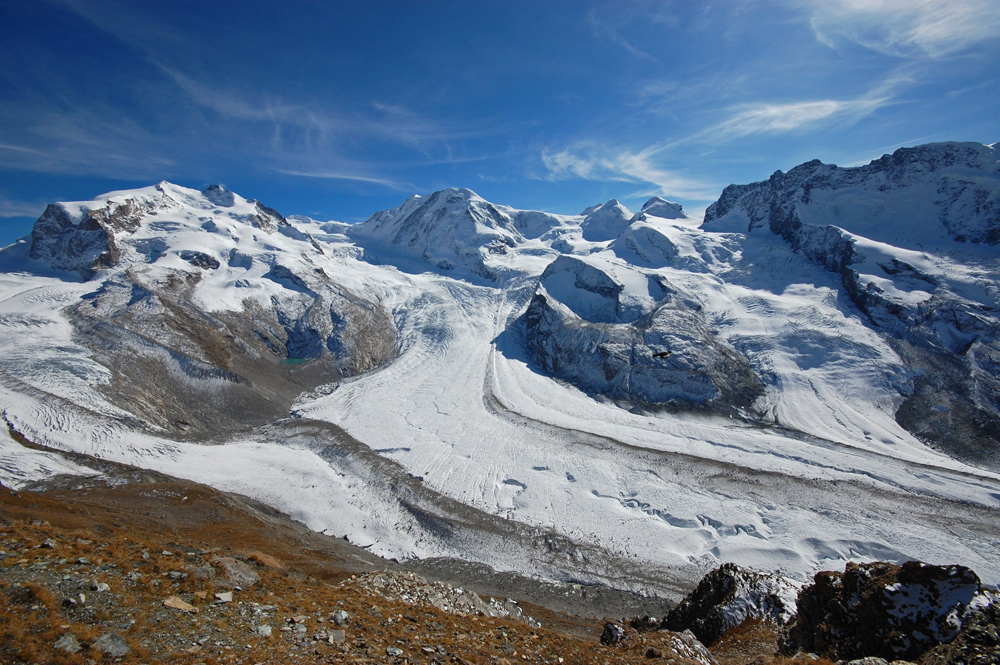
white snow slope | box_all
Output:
[1,161,999,597]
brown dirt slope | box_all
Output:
[0,474,817,664]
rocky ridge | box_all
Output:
[656,563,799,646]
[782,561,1000,664]
[521,253,765,412]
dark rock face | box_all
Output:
[522,282,765,413]
[601,621,625,645]
[921,597,1000,665]
[247,199,288,232]
[29,203,121,279]
[179,250,220,270]
[69,268,397,436]
[782,561,998,663]
[660,563,797,646]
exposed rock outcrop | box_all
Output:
[29,202,126,279]
[522,257,764,412]
[781,560,999,663]
[660,563,798,646]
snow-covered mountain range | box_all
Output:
[1,141,999,599]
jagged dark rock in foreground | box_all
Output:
[658,563,797,646]
[781,560,1000,663]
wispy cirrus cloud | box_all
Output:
[541,142,719,200]
[0,101,178,178]
[710,95,889,138]
[18,3,505,191]
[0,195,46,219]
[276,169,415,192]
[585,2,669,62]
[158,66,457,151]
[804,0,1000,58]
[704,70,907,139]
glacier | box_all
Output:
[1,142,999,600]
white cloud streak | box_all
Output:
[0,196,46,219]
[711,95,889,138]
[0,101,178,178]
[541,143,719,200]
[805,0,1000,58]
[586,5,658,61]
[275,170,415,192]
[704,71,908,140]
[158,66,453,150]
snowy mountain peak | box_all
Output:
[635,196,685,220]
[349,188,564,280]
[202,183,235,207]
[4,180,397,434]
[4,140,1000,608]
[701,140,1000,470]
[704,141,1000,246]
[580,198,634,242]
[23,182,293,279]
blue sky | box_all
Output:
[1,1,998,246]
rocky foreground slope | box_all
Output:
[0,469,754,665]
[3,468,997,664]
